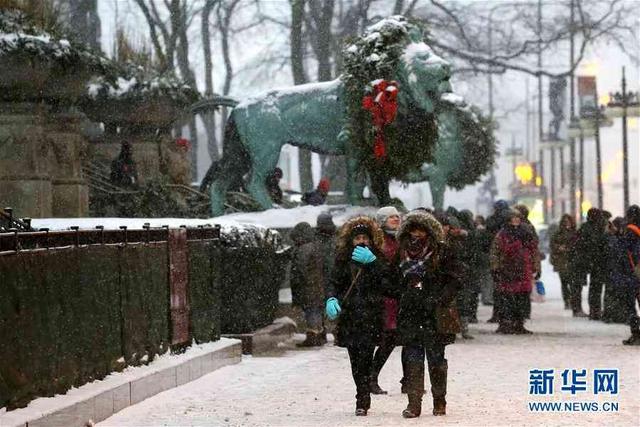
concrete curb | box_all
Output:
[222,316,297,355]
[0,338,242,427]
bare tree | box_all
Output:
[289,0,314,193]
[414,0,639,78]
[134,0,201,180]
[201,0,219,162]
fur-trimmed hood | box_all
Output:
[397,211,445,249]
[336,215,384,260]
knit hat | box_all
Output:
[376,206,400,226]
[316,211,336,234]
[350,223,373,241]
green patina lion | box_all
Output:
[205,16,494,215]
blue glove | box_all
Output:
[325,297,341,320]
[535,280,546,296]
[352,246,376,264]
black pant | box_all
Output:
[347,343,375,409]
[498,293,529,322]
[588,277,605,317]
[625,285,640,335]
[371,330,396,381]
[559,273,573,306]
[571,274,586,313]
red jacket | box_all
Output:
[490,229,539,294]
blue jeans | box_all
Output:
[404,344,445,366]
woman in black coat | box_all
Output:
[394,211,463,418]
[324,216,391,416]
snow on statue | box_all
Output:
[202,16,496,216]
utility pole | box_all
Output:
[537,0,547,222]
[579,130,584,220]
[486,8,497,205]
[594,85,603,210]
[569,0,577,221]
[622,66,629,212]
[526,78,531,161]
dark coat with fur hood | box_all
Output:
[392,212,464,347]
[324,216,392,347]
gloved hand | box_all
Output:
[326,297,341,320]
[352,246,376,264]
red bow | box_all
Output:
[176,137,190,151]
[361,80,399,160]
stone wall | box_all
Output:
[0,103,88,218]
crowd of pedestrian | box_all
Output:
[550,204,640,345]
[288,201,640,418]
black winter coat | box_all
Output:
[394,245,463,347]
[571,221,609,281]
[325,255,390,347]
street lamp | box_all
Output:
[605,66,640,212]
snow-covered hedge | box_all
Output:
[86,71,200,106]
[0,10,114,76]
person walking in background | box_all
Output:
[474,215,494,307]
[617,205,640,345]
[302,178,330,206]
[485,200,512,323]
[369,206,402,395]
[290,222,316,331]
[513,204,540,320]
[393,211,463,418]
[458,209,481,324]
[439,210,474,340]
[265,167,284,205]
[602,217,629,323]
[110,140,138,187]
[490,209,540,334]
[572,208,609,320]
[294,213,337,347]
[550,214,578,311]
[324,216,389,416]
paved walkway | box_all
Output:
[99,267,640,427]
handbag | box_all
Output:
[436,305,461,334]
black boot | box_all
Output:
[402,362,424,418]
[623,317,640,346]
[513,320,533,335]
[369,369,387,395]
[297,331,320,347]
[496,320,514,334]
[355,392,370,416]
[430,361,448,416]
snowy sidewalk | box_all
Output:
[98,265,640,427]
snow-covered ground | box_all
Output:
[97,261,640,427]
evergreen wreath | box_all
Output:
[445,103,498,189]
[341,16,438,180]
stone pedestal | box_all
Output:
[0,103,89,218]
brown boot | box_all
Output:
[401,362,424,418]
[429,361,448,416]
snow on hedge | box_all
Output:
[86,72,199,104]
[29,205,383,248]
[30,217,282,250]
[0,10,112,73]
